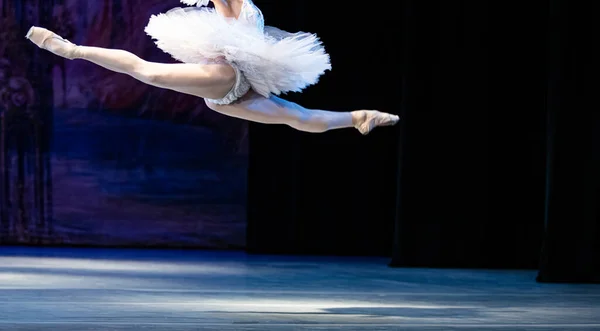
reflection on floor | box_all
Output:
[0,247,599,330]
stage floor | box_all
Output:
[0,247,599,330]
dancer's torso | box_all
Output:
[213,0,264,31]
[206,0,265,65]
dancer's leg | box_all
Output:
[26,27,235,99]
[206,93,399,134]
[75,48,234,99]
[26,27,399,134]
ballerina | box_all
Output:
[25,0,399,134]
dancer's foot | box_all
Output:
[352,110,400,135]
[26,26,80,60]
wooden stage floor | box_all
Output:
[0,247,599,330]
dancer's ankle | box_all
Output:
[71,45,84,59]
[351,110,366,126]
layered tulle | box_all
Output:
[144,6,331,98]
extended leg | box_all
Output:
[207,93,399,134]
[26,27,234,99]
[26,26,399,134]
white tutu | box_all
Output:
[144,0,331,99]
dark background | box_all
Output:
[249,0,598,282]
[248,1,401,256]
[249,1,548,264]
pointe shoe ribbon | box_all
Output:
[26,26,78,60]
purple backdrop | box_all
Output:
[0,0,247,248]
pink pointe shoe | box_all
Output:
[26,26,79,60]
[355,110,400,135]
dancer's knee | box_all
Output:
[290,113,329,133]
[268,99,328,132]
[131,61,163,85]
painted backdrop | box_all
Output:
[0,0,247,248]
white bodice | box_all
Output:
[237,0,264,32]
[181,0,264,31]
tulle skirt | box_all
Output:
[144,6,331,99]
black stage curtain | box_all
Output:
[246,2,402,256]
[390,1,547,269]
[536,0,599,283]
[391,0,599,276]
[248,1,598,277]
